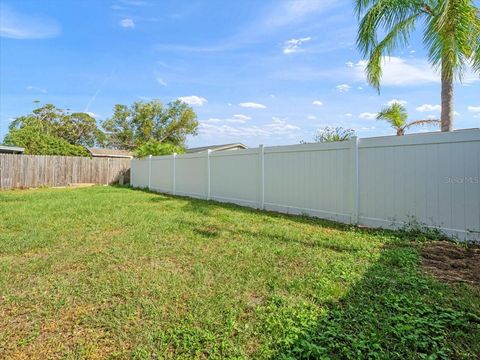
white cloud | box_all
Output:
[199,117,300,138]
[204,118,222,123]
[344,113,353,117]
[85,112,100,119]
[467,106,480,112]
[265,117,300,134]
[282,36,312,54]
[416,104,441,112]
[232,114,252,121]
[386,99,407,106]
[178,96,208,106]
[345,61,354,68]
[26,85,47,93]
[120,18,135,28]
[359,112,378,120]
[0,4,61,39]
[239,102,266,109]
[312,100,323,106]
[353,57,438,86]
[307,115,317,120]
[336,84,351,92]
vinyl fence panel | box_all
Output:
[210,148,261,208]
[358,130,480,240]
[150,155,174,193]
[132,130,480,241]
[263,142,353,223]
[175,153,208,199]
[131,157,149,188]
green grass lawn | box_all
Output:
[0,186,478,359]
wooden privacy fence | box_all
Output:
[0,154,131,190]
[132,129,480,242]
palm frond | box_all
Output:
[376,103,408,129]
[423,0,480,80]
[403,119,440,131]
[365,12,422,90]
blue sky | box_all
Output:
[1,0,479,147]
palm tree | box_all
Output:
[355,0,480,132]
[377,103,440,135]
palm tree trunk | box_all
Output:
[440,64,454,132]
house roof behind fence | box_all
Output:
[186,143,248,153]
[87,148,133,158]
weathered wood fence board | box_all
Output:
[0,154,131,190]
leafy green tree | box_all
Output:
[5,104,104,155]
[376,103,440,135]
[313,126,355,143]
[55,112,105,147]
[4,127,89,156]
[355,0,480,132]
[134,140,185,158]
[102,100,198,150]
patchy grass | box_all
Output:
[0,186,478,359]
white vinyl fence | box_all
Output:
[132,130,480,241]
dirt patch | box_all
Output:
[421,241,480,285]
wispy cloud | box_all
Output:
[120,18,135,28]
[416,104,441,112]
[467,106,480,112]
[178,96,208,106]
[232,114,252,121]
[199,116,299,138]
[0,4,60,39]
[312,100,323,106]
[239,102,266,109]
[359,112,378,120]
[84,68,116,112]
[26,85,47,94]
[261,0,337,30]
[85,112,101,119]
[352,57,439,86]
[282,37,311,54]
[153,70,167,86]
[386,99,407,106]
[336,84,351,92]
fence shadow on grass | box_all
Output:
[116,186,479,357]
[122,185,394,239]
[265,241,480,359]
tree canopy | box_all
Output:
[102,100,198,151]
[3,100,199,157]
[313,127,355,143]
[4,104,103,156]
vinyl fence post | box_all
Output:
[351,137,359,224]
[172,153,176,195]
[148,155,152,189]
[259,144,265,210]
[207,150,212,200]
